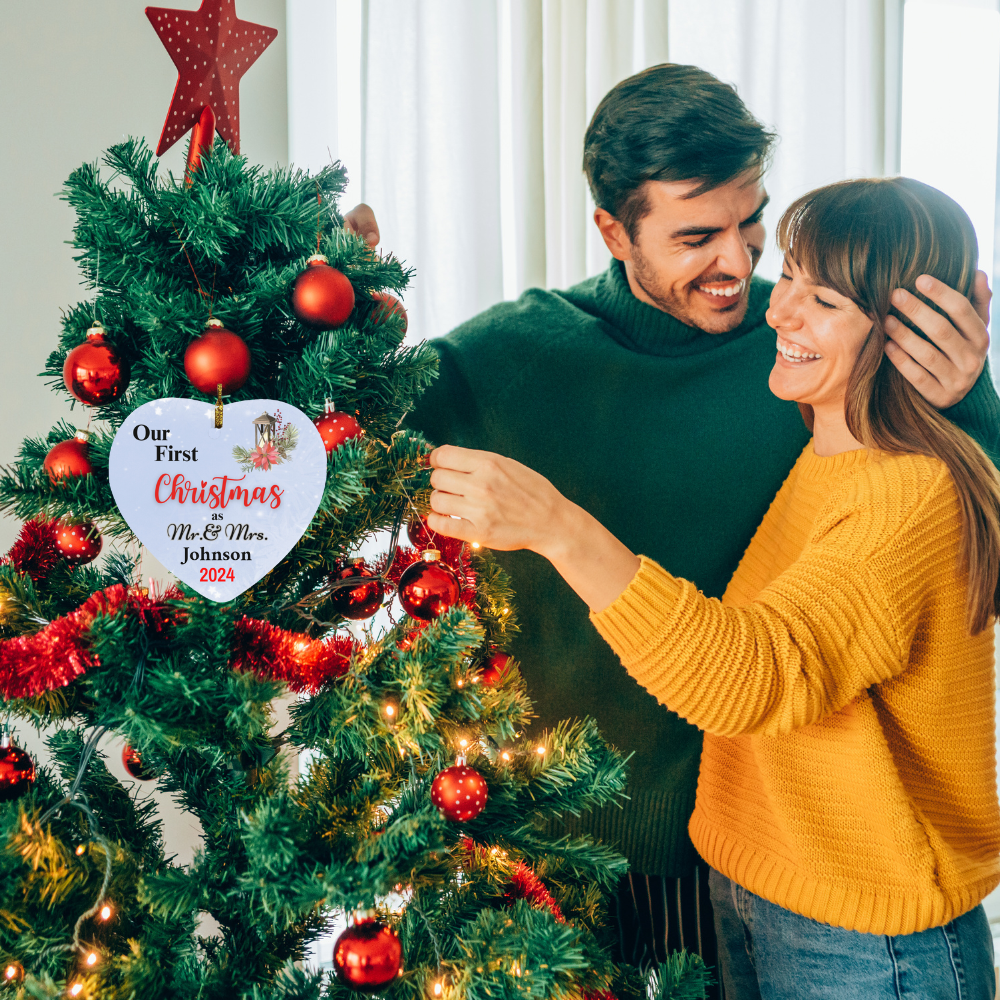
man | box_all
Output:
[345,64,997,986]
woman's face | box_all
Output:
[766,256,874,409]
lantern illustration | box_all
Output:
[253,412,277,448]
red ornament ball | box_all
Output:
[480,652,511,686]
[122,744,156,781]
[330,561,386,620]
[398,550,460,621]
[183,319,252,395]
[0,735,36,803]
[44,430,93,482]
[63,322,130,406]
[370,291,408,333]
[333,911,402,992]
[54,520,102,566]
[293,254,355,328]
[314,401,363,454]
[406,515,435,549]
[431,763,488,822]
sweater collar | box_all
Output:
[585,260,772,357]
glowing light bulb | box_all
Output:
[69,985,83,997]
[471,542,480,549]
[5,965,19,981]
[536,746,545,755]
[502,607,509,616]
[384,704,396,718]
[456,679,464,688]
[75,844,86,856]
[459,739,468,748]
[85,952,98,967]
[293,638,309,653]
[433,983,443,997]
[99,904,113,921]
[501,752,511,761]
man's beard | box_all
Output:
[630,243,761,334]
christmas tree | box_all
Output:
[0,9,710,1000]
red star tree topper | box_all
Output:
[146,0,277,155]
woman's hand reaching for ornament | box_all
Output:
[427,445,640,613]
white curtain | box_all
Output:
[667,0,903,279]
[287,0,900,338]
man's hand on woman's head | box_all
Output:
[884,270,991,409]
[343,203,380,247]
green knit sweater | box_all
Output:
[407,260,1000,876]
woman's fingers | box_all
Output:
[429,444,495,473]
[425,511,478,542]
[429,466,476,497]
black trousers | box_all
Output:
[609,866,721,1000]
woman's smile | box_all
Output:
[775,336,823,363]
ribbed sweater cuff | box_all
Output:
[590,556,683,666]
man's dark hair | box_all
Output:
[583,64,776,241]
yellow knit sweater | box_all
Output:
[591,442,1000,935]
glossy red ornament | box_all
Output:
[398,549,460,621]
[293,254,355,328]
[63,322,130,406]
[431,762,488,822]
[330,561,386,620]
[480,652,511,686]
[370,292,408,333]
[333,911,402,991]
[0,732,36,803]
[183,319,252,395]
[54,520,102,566]
[314,400,363,454]
[43,430,93,482]
[122,744,156,781]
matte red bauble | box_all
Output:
[293,254,355,328]
[183,319,252,395]
[370,291,407,333]
[63,322,130,405]
[122,744,156,781]
[43,430,93,482]
[406,515,435,549]
[314,400,363,453]
[480,652,511,687]
[398,550,460,621]
[333,911,402,991]
[0,732,36,803]
[431,763,488,822]
[330,561,386,620]
[54,520,102,566]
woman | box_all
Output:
[426,178,1000,998]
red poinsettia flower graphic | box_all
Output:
[250,441,280,471]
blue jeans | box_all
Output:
[709,868,995,999]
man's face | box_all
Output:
[604,171,768,334]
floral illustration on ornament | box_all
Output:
[232,410,298,472]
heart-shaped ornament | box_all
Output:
[109,398,328,602]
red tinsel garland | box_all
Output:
[461,838,565,923]
[2,518,60,582]
[1,585,136,698]
[230,617,357,693]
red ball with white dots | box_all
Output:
[431,762,488,822]
[54,520,102,566]
[314,400,363,454]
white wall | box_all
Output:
[0,0,288,872]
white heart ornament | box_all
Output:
[109,398,328,602]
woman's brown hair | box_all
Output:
[777,177,1000,634]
